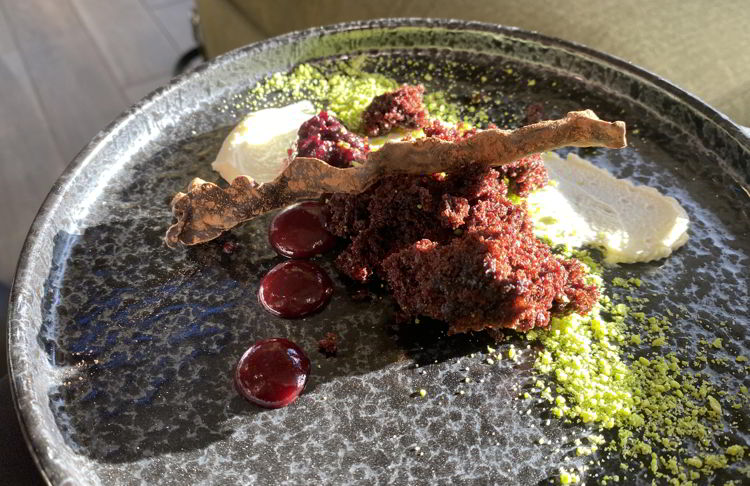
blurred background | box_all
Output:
[0,1,748,484]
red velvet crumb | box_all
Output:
[423,120,547,196]
[296,111,369,168]
[222,241,238,254]
[318,332,339,356]
[361,85,429,137]
[498,154,549,197]
[324,162,597,333]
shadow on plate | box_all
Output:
[36,214,496,463]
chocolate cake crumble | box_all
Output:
[324,154,597,333]
[361,84,429,137]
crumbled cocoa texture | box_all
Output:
[325,170,477,282]
[297,111,369,168]
[318,332,339,356]
[422,119,481,141]
[325,164,597,333]
[496,154,548,197]
[361,85,429,137]
[422,121,547,196]
[382,234,596,333]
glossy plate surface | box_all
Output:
[8,19,750,485]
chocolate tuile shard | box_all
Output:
[165,110,626,247]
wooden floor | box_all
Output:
[0,0,196,286]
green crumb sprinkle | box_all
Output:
[651,337,666,347]
[576,445,596,456]
[588,434,606,445]
[539,216,558,225]
[240,57,494,132]
[612,277,629,288]
[529,307,633,429]
[611,277,643,290]
[418,389,427,398]
[507,346,517,360]
[737,356,748,362]
[527,79,537,87]
[243,61,395,130]
[703,454,728,470]
[726,445,745,459]
[559,469,580,484]
[711,337,723,349]
[424,91,459,124]
[707,395,722,415]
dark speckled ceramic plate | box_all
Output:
[8,19,750,486]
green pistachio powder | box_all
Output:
[223,58,748,485]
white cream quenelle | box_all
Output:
[528,152,689,264]
[211,100,317,184]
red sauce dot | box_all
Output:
[259,260,334,318]
[269,201,337,259]
[234,338,310,408]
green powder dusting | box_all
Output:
[529,304,633,428]
[235,57,492,133]
[423,90,461,124]
[559,468,580,484]
[727,445,745,459]
[527,243,748,484]
[242,60,400,131]
[611,277,643,289]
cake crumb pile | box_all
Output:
[325,162,597,333]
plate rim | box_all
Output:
[6,17,750,485]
